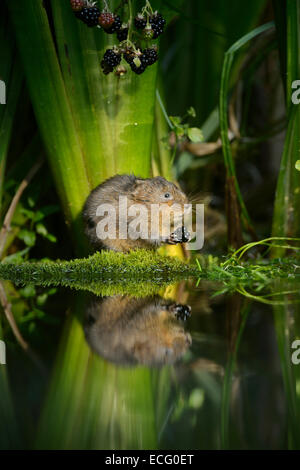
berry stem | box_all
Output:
[141,0,153,17]
[127,0,133,40]
[102,0,110,12]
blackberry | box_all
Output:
[150,13,166,27]
[75,6,100,27]
[101,60,113,75]
[103,49,121,68]
[103,15,122,34]
[142,48,158,66]
[117,26,128,42]
[70,0,85,12]
[150,12,166,38]
[130,61,147,75]
[134,14,147,30]
[98,11,114,28]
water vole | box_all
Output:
[83,174,191,252]
[84,295,192,367]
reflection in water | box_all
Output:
[1,284,300,450]
[84,296,192,367]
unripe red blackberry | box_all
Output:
[75,6,100,27]
[117,25,128,42]
[142,48,158,66]
[134,14,147,30]
[70,0,85,12]
[98,11,114,28]
[103,48,122,67]
[102,14,122,33]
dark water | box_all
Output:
[1,280,300,450]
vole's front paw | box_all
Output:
[167,226,190,245]
[168,303,192,321]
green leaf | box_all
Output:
[27,196,36,208]
[2,247,30,264]
[219,21,274,235]
[187,107,196,118]
[20,208,35,220]
[36,223,57,243]
[18,229,36,247]
[34,205,60,222]
[272,0,300,251]
[187,127,203,143]
[169,116,182,127]
[35,223,48,237]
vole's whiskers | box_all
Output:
[187,191,207,205]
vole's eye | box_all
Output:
[164,192,171,199]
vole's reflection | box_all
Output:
[84,296,192,367]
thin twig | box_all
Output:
[0,159,43,259]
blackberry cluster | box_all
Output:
[70,2,166,77]
[75,6,100,27]
[150,13,166,39]
[101,48,121,75]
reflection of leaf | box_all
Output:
[36,293,48,306]
[18,229,36,247]
[189,389,205,409]
[187,127,203,143]
[19,285,36,298]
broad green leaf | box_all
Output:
[18,229,36,247]
[187,127,203,143]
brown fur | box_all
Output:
[84,295,192,367]
[82,174,189,252]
